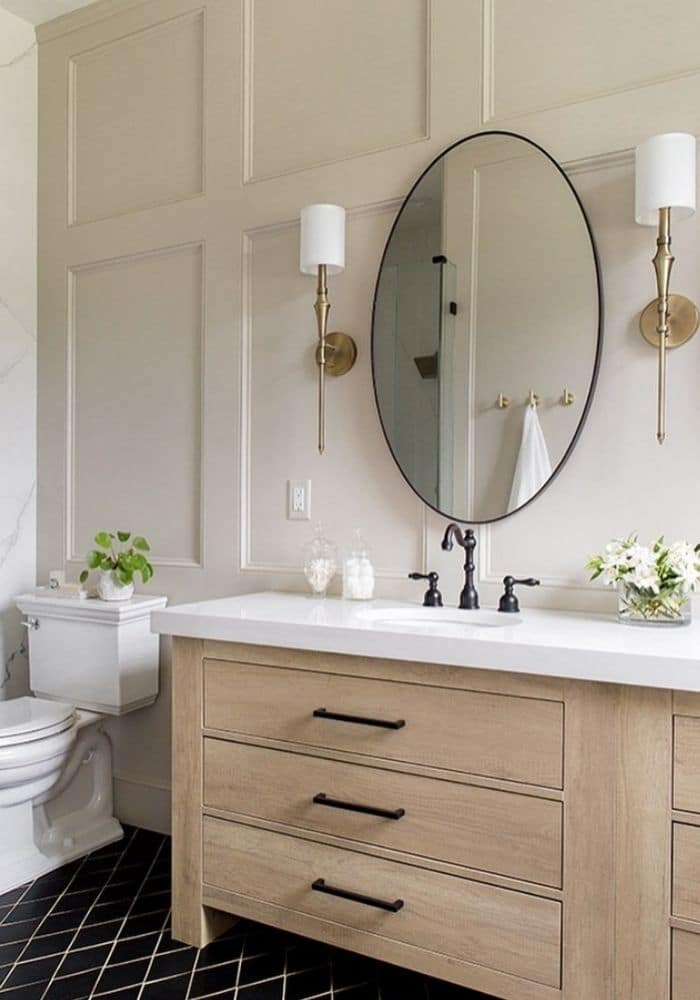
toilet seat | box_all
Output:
[0,697,76,748]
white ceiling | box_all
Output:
[0,0,95,25]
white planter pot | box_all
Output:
[97,571,134,602]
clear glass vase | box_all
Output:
[302,524,338,598]
[617,581,691,627]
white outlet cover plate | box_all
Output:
[287,479,311,520]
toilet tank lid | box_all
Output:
[15,590,168,625]
[0,696,75,738]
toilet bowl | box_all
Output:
[0,591,167,895]
[0,697,124,893]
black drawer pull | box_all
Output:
[311,878,404,913]
[313,792,405,821]
[313,707,406,730]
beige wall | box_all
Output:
[0,9,36,702]
[37,0,700,830]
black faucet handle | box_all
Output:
[408,572,443,607]
[498,575,540,613]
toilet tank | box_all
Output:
[15,591,168,715]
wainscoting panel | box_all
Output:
[69,8,204,224]
[485,0,700,122]
[69,243,204,566]
[242,204,424,577]
[244,0,430,181]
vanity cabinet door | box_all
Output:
[202,816,562,989]
[673,823,700,924]
[672,930,700,1000]
[203,659,564,788]
[203,738,563,887]
[674,716,700,813]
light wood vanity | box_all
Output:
[159,596,700,1000]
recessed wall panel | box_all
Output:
[70,10,204,223]
[246,0,428,180]
[244,209,423,576]
[70,243,203,565]
[489,0,700,120]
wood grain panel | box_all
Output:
[673,823,700,924]
[672,929,700,1000]
[203,738,563,887]
[171,638,234,948]
[203,658,564,788]
[69,9,204,223]
[675,716,700,814]
[614,687,672,1000]
[203,816,561,988]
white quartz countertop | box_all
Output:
[151,591,700,692]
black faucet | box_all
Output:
[408,572,443,607]
[441,524,479,610]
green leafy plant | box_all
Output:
[80,531,154,587]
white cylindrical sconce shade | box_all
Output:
[635,132,696,225]
[300,204,346,275]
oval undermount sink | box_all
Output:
[361,607,521,629]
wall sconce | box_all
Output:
[635,132,698,444]
[300,204,357,454]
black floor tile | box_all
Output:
[286,965,333,1000]
[197,935,243,968]
[21,929,74,961]
[45,968,102,998]
[139,973,192,998]
[189,959,240,996]
[0,919,42,945]
[58,942,112,976]
[36,909,85,937]
[0,942,25,967]
[93,958,150,993]
[109,931,160,966]
[0,888,27,909]
[145,946,197,981]
[1,952,63,988]
[70,918,123,950]
[237,978,284,1000]
[0,981,48,999]
[239,951,285,986]
[53,887,102,914]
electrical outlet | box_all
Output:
[287,479,311,520]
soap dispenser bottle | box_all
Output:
[342,530,375,601]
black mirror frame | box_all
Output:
[370,129,604,526]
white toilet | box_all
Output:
[0,590,167,894]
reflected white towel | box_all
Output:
[507,404,552,512]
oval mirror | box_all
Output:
[372,131,602,523]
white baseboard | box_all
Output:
[113,771,171,835]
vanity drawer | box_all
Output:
[672,929,700,1000]
[203,659,564,788]
[202,816,561,988]
[673,823,700,923]
[674,716,700,813]
[203,739,563,887]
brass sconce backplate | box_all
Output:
[314,331,357,376]
[639,293,700,349]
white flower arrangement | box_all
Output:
[587,533,700,622]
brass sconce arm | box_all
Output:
[639,208,700,445]
[653,207,672,445]
[314,265,330,455]
[311,266,357,455]
[635,132,698,444]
